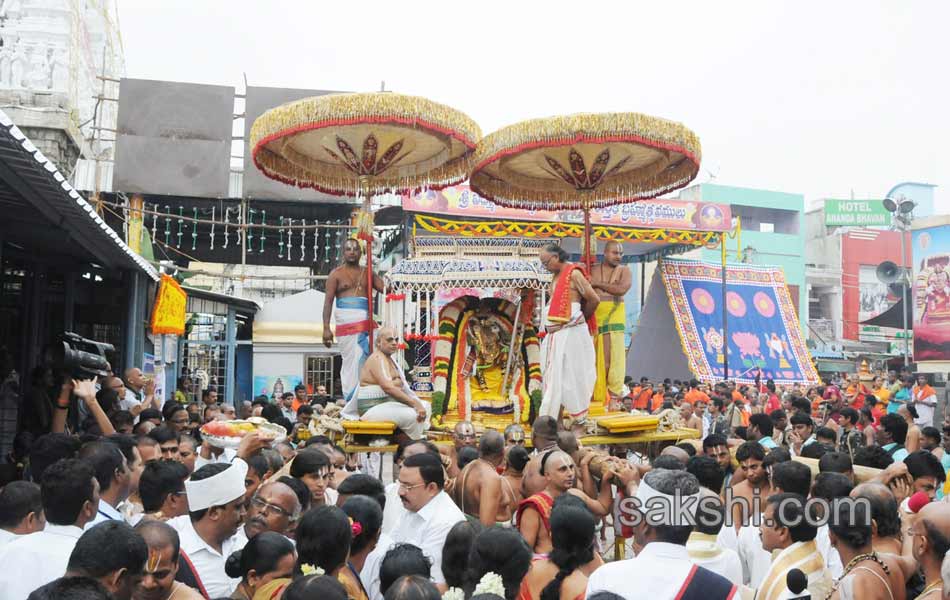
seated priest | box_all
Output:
[342,326,431,441]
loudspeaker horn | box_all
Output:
[876,261,901,284]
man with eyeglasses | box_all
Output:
[234,481,301,546]
[389,452,464,591]
[342,326,431,441]
[165,433,266,597]
[537,243,599,434]
[137,459,190,524]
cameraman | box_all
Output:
[51,377,114,437]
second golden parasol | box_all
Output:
[469,112,701,267]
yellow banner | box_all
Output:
[150,275,187,335]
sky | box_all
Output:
[116,1,949,210]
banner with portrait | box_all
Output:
[913,220,950,361]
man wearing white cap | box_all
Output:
[586,469,739,600]
[166,434,264,597]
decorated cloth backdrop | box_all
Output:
[661,259,819,385]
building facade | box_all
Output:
[805,199,914,371]
[0,0,122,171]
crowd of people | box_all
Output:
[1,360,950,600]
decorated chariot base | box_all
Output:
[307,236,699,452]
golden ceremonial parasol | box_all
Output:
[469,112,701,269]
[250,91,481,321]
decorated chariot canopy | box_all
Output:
[470,112,701,268]
[250,91,482,322]
[469,112,701,210]
[250,92,481,196]
[385,237,553,292]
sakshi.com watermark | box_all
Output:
[616,490,873,529]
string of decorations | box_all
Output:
[104,198,401,264]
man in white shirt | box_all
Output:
[0,458,100,599]
[0,480,45,548]
[389,452,465,590]
[122,367,160,417]
[381,439,440,534]
[233,480,301,548]
[587,469,738,600]
[167,458,249,597]
[80,440,132,529]
[35,520,149,600]
[912,374,938,427]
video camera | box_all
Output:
[50,332,114,380]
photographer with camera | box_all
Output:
[47,333,117,437]
[51,377,115,437]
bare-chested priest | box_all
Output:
[517,449,615,556]
[453,430,517,527]
[324,238,385,409]
[442,421,478,480]
[589,241,632,411]
[343,326,430,441]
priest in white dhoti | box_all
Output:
[586,469,740,600]
[538,244,599,426]
[323,239,384,406]
[342,326,430,440]
[756,493,832,600]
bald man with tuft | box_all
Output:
[590,240,632,410]
[343,326,431,441]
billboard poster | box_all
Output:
[858,265,899,342]
[912,222,950,361]
[858,265,891,321]
[402,185,732,231]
